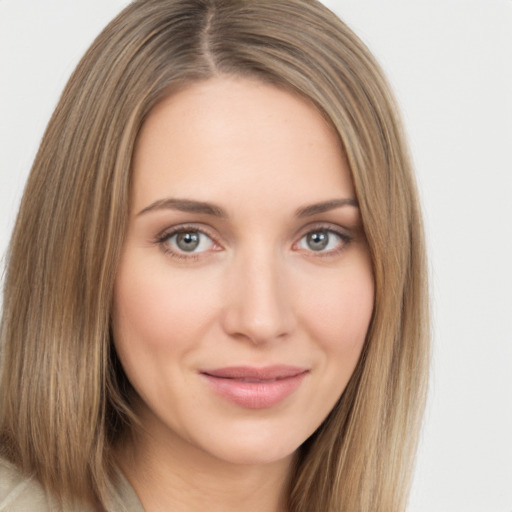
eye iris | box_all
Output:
[176,231,200,252]
[307,231,329,251]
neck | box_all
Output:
[116,425,295,512]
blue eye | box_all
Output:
[164,229,215,254]
[297,229,346,253]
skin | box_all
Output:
[112,77,374,512]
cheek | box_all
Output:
[112,258,217,358]
[302,261,374,356]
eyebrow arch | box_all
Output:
[295,198,358,217]
[137,198,227,217]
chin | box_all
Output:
[208,440,298,467]
[186,418,314,468]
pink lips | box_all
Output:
[201,365,308,409]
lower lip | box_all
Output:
[202,372,308,409]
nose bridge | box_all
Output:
[222,242,294,344]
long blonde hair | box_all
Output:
[0,0,429,510]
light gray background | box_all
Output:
[1,1,511,511]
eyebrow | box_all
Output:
[295,198,358,217]
[137,197,358,218]
[137,198,227,217]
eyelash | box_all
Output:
[293,226,352,258]
[154,224,353,261]
[154,224,219,261]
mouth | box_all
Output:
[200,365,309,409]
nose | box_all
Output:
[221,248,296,345]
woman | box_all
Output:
[0,0,429,510]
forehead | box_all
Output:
[131,77,354,213]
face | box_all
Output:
[112,77,374,467]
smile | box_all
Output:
[200,365,309,409]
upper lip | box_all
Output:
[201,365,309,381]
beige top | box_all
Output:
[0,457,145,512]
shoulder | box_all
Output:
[0,457,144,512]
[0,456,57,511]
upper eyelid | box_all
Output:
[155,226,220,260]
[154,224,221,257]
[296,228,350,245]
[156,224,218,242]
[295,221,352,239]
